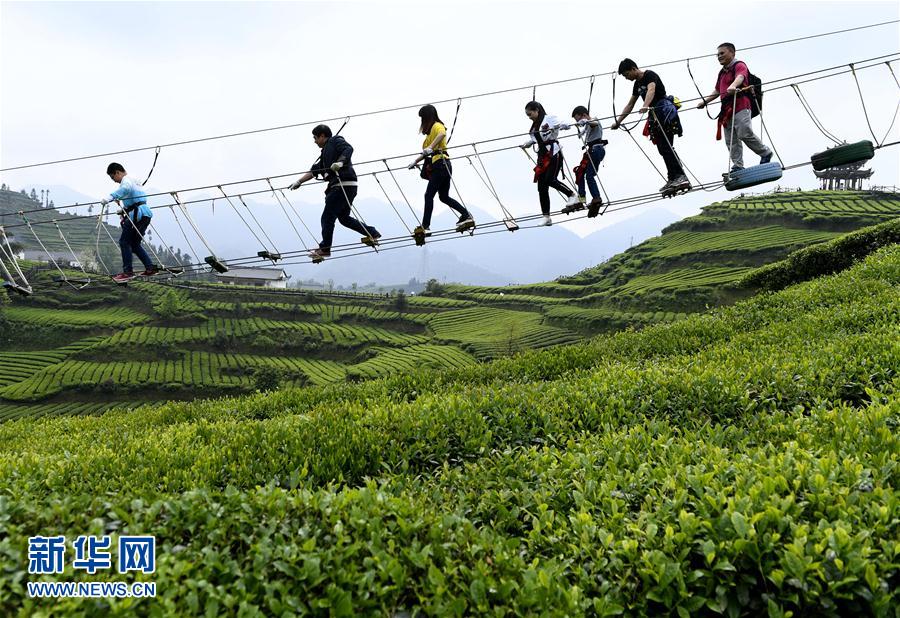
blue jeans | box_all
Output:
[320,186,379,249]
[577,144,606,199]
[119,216,154,274]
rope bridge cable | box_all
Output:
[51,220,91,286]
[7,52,900,279]
[7,49,895,244]
[163,125,889,276]
[849,62,900,147]
[4,50,895,245]
[276,187,319,246]
[372,173,413,236]
[383,159,422,227]
[17,212,83,289]
[164,168,736,275]
[7,51,899,224]
[238,193,282,256]
[216,185,273,252]
[3,19,897,173]
[791,84,844,145]
[265,179,311,252]
[0,226,31,292]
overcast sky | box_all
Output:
[2,0,898,243]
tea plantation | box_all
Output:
[0,243,897,615]
[1,189,898,417]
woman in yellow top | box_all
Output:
[408,104,474,235]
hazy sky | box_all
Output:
[2,0,899,243]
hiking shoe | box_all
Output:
[361,233,382,246]
[760,152,773,165]
[308,248,331,259]
[112,272,135,283]
[542,215,553,227]
[140,266,160,277]
[589,196,603,207]
[670,175,691,191]
[660,180,674,192]
[413,226,432,238]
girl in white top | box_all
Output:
[520,101,579,225]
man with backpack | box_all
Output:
[697,43,773,174]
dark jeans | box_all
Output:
[650,119,684,180]
[422,159,468,228]
[320,186,379,249]
[577,144,606,199]
[119,216,154,273]
[537,152,573,215]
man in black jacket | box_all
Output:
[289,124,381,260]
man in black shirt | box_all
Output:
[289,124,381,261]
[611,59,689,193]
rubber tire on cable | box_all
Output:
[725,162,783,192]
[810,140,875,171]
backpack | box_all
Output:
[745,70,763,118]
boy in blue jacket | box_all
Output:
[100,162,159,282]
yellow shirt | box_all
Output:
[423,122,449,162]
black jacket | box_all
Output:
[310,135,357,190]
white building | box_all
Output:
[215,267,291,288]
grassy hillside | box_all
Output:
[445,190,900,329]
[0,274,582,419]
[0,244,897,615]
[1,189,898,418]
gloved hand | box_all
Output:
[330,161,344,172]
[289,179,302,190]
[557,124,570,131]
[422,147,433,156]
[99,198,109,206]
[407,161,418,170]
[116,208,125,216]
[577,118,589,126]
[520,141,533,149]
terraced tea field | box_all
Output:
[2,244,897,615]
[2,189,898,418]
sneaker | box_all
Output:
[542,215,553,227]
[660,180,674,192]
[760,152,773,165]
[455,216,475,232]
[588,196,603,207]
[308,248,331,259]
[112,272,135,283]
[562,195,587,214]
[140,266,160,277]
